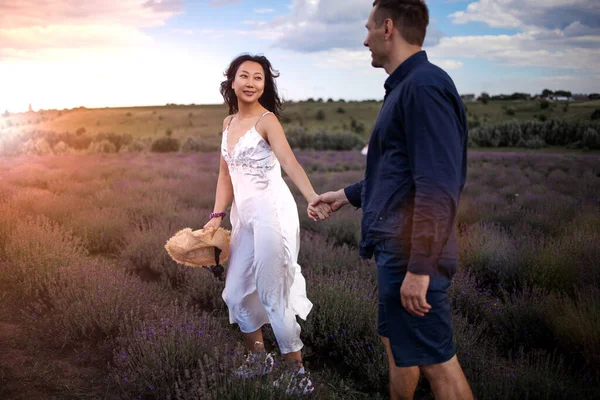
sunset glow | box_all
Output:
[1,0,599,113]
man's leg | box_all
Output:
[381,336,420,400]
[420,355,474,400]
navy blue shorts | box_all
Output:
[374,238,456,367]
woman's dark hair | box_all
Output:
[220,54,283,118]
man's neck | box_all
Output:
[384,45,422,75]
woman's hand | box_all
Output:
[203,217,222,230]
[307,194,333,221]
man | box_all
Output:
[310,1,474,399]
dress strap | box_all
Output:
[253,111,272,129]
[226,114,236,130]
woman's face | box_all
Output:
[232,61,265,104]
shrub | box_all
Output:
[21,138,54,155]
[88,139,117,153]
[151,137,180,153]
[119,137,151,152]
[301,270,387,391]
[336,107,346,114]
[316,109,326,121]
[547,286,600,370]
[93,132,132,152]
[540,100,550,109]
[53,141,75,155]
[181,136,201,152]
[27,260,169,345]
[3,215,88,299]
[591,109,600,120]
[582,128,600,149]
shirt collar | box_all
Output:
[384,50,428,95]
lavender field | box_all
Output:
[0,150,599,399]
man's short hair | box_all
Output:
[372,0,429,46]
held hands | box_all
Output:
[306,193,333,221]
[307,189,350,221]
[400,272,432,317]
[307,201,332,221]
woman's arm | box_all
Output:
[204,117,234,229]
[260,114,330,220]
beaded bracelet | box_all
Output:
[209,212,226,219]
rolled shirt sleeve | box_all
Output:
[344,180,364,209]
[404,85,464,275]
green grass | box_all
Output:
[2,99,597,141]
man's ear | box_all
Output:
[384,18,394,38]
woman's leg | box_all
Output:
[222,226,270,352]
[253,224,304,369]
[243,328,265,352]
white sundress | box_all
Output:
[220,111,313,354]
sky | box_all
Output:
[1,0,599,112]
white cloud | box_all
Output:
[450,0,600,31]
[264,0,442,52]
[210,0,240,6]
[428,33,600,70]
[254,8,275,14]
[0,0,182,62]
[437,0,600,72]
[308,48,462,74]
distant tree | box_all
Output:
[478,92,490,104]
[317,98,324,103]
[510,92,530,100]
[2,110,9,117]
[306,98,315,103]
[554,90,572,98]
[327,98,334,103]
[338,98,346,103]
[542,89,554,97]
[589,93,600,100]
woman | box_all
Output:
[204,53,330,390]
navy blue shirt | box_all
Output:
[344,51,467,276]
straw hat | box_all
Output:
[164,227,231,280]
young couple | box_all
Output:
[205,1,474,398]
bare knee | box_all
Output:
[420,355,459,380]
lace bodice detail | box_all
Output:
[221,121,278,178]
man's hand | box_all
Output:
[310,189,350,214]
[307,201,332,221]
[400,272,431,317]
